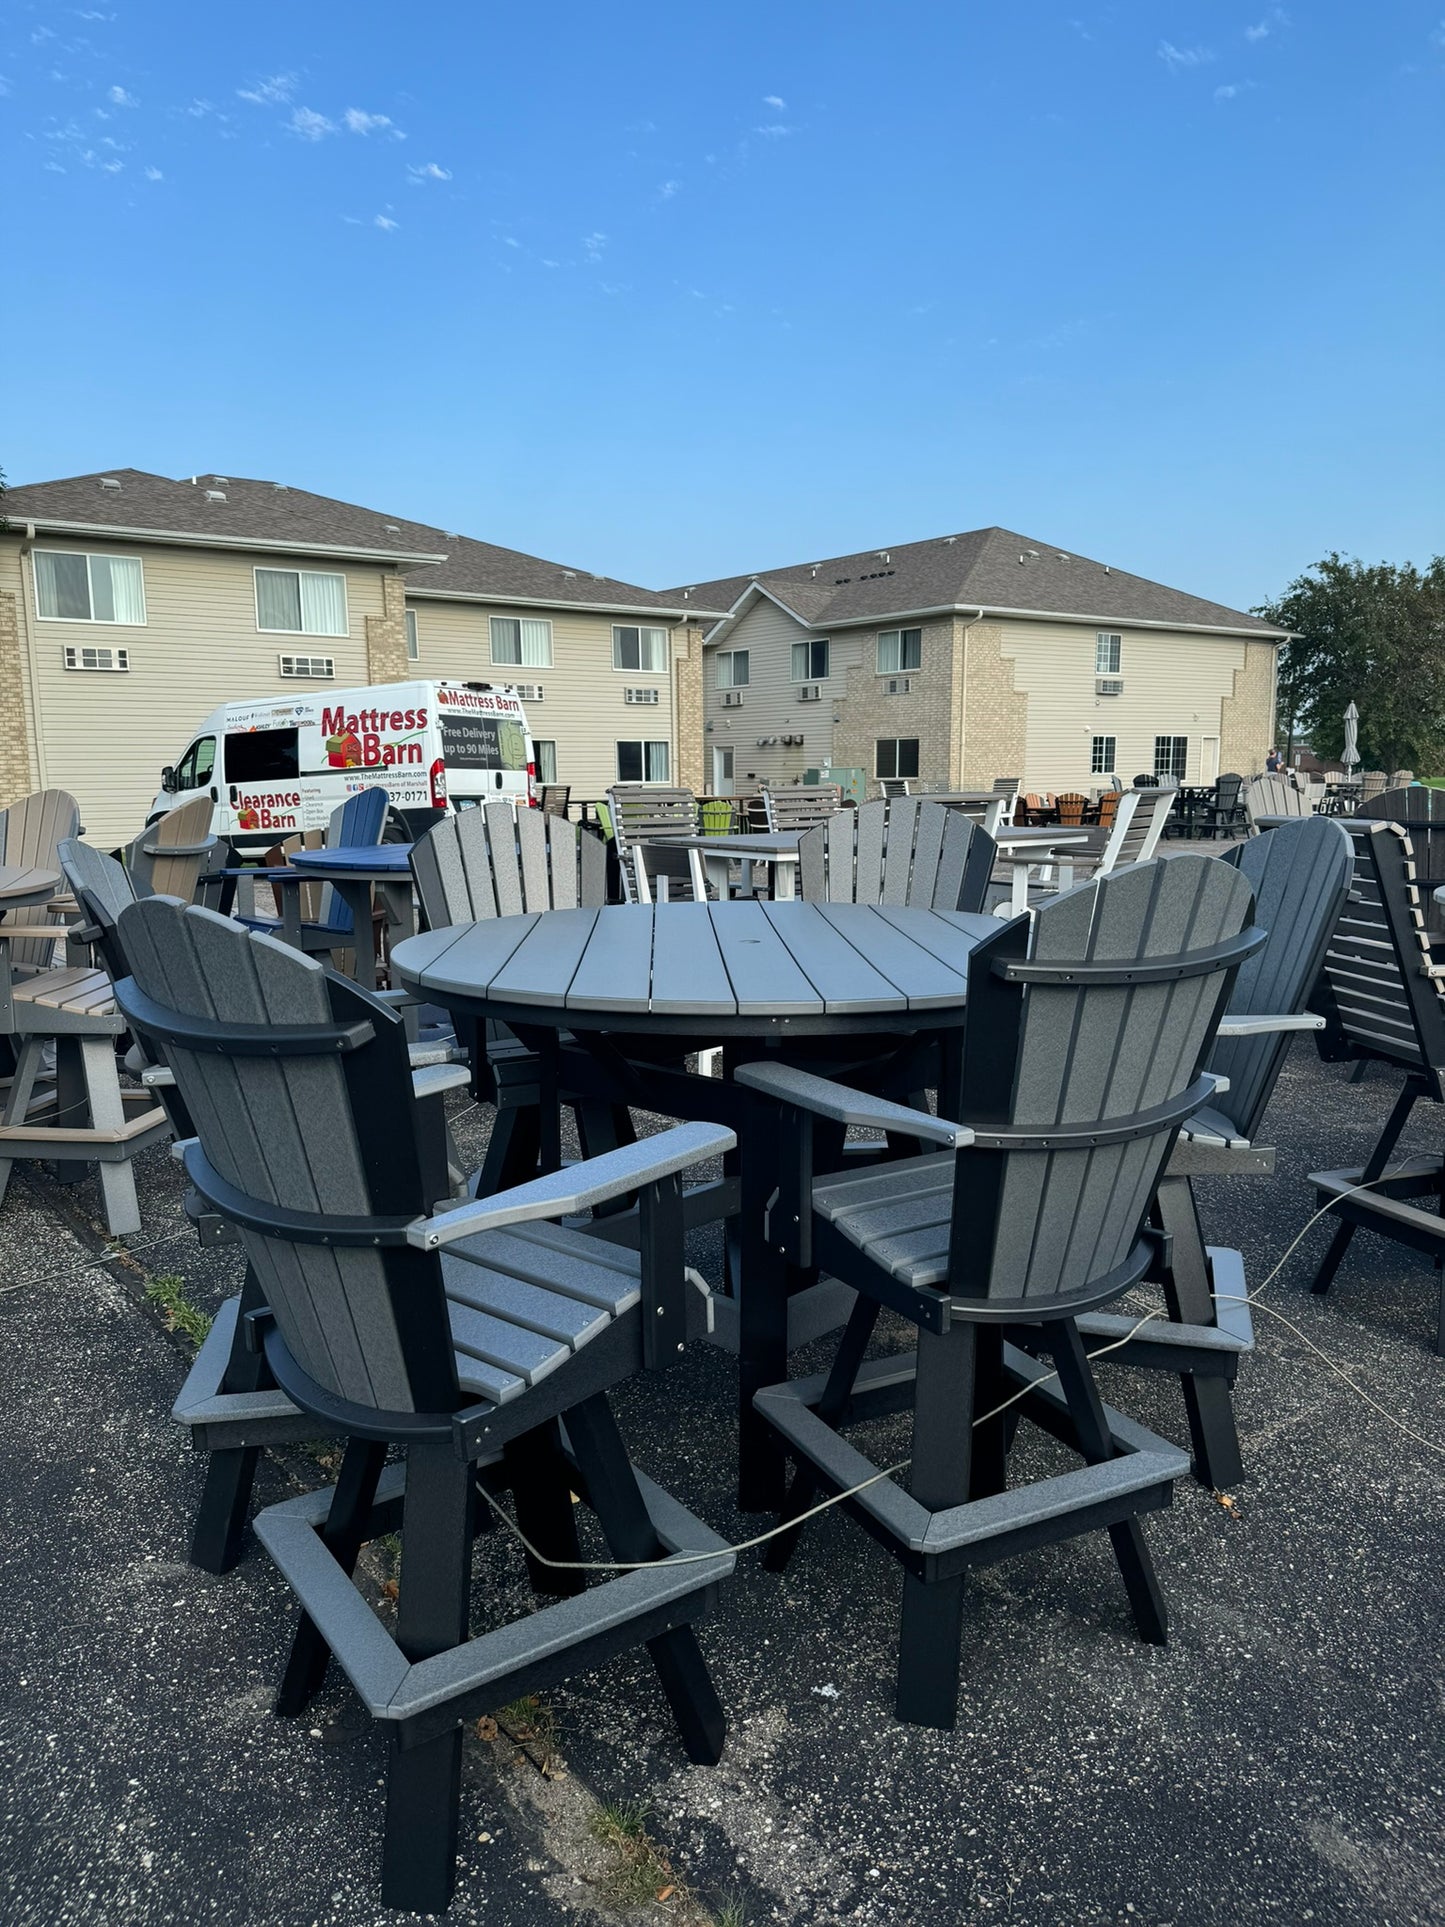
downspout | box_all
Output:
[15,524,46,791]
[955,607,986,784]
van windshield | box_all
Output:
[226,727,300,783]
[439,714,528,772]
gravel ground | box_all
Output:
[1,1035,1442,1927]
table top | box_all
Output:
[927,791,1003,806]
[0,864,60,908]
[650,833,803,859]
[993,828,1089,849]
[290,844,414,876]
[393,900,997,1034]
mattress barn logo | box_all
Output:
[437,687,523,715]
[321,703,428,771]
[230,789,302,832]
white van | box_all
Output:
[151,679,535,849]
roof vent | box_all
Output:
[561,570,577,580]
[444,531,460,540]
[876,551,891,563]
[205,488,227,502]
[943,535,957,544]
[272,482,289,491]
[384,523,401,533]
[210,476,230,484]
[1018,550,1039,564]
[1056,552,1070,561]
[99,477,121,490]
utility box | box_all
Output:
[804,764,865,806]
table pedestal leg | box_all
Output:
[730,1047,789,1512]
[772,862,795,902]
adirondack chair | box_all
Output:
[1307,820,1445,1352]
[1054,791,1088,827]
[735,854,1263,1729]
[878,777,913,800]
[606,784,700,904]
[410,803,631,1192]
[0,788,82,973]
[1391,770,1414,788]
[1360,786,1445,946]
[1244,774,1311,829]
[538,783,571,818]
[234,785,389,951]
[990,776,1020,826]
[0,821,171,1234]
[1359,769,1387,801]
[1096,790,1121,833]
[61,833,475,1571]
[121,797,219,900]
[115,900,735,1912]
[760,783,842,832]
[1195,773,1247,840]
[1075,817,1355,1483]
[797,799,995,914]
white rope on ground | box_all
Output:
[0,1226,198,1297]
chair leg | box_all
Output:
[189,1268,277,1575]
[275,1438,387,1717]
[1047,1323,1167,1646]
[895,1322,983,1731]
[0,1039,47,1206]
[80,1036,141,1235]
[564,1393,726,1765]
[503,1418,585,1597]
[381,1441,476,1914]
[1154,1178,1244,1486]
[1312,1079,1421,1296]
[763,1293,880,1574]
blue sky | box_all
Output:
[4,1,1441,609]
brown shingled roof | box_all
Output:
[669,525,1284,638]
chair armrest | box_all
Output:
[408,1120,736,1248]
[733,1062,974,1149]
[410,1063,472,1101]
[1215,1013,1326,1037]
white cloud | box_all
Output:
[406,161,451,183]
[1432,19,1445,49]
[144,165,163,180]
[238,73,295,106]
[107,84,136,106]
[503,235,520,248]
[1157,41,1214,71]
[657,178,680,199]
[289,107,335,141]
[583,230,607,260]
[374,213,399,230]
[1214,81,1256,100]
[45,160,66,173]
[762,93,786,108]
[0,76,11,97]
[754,122,795,138]
[541,258,559,269]
[343,107,393,134]
[101,158,122,172]
[1246,8,1289,40]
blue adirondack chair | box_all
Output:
[234,786,389,951]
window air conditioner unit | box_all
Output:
[797,685,821,702]
[721,690,743,708]
[512,683,543,702]
[883,676,912,695]
[624,686,661,705]
[1095,677,1123,697]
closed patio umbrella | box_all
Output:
[1342,701,1360,770]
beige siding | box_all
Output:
[5,535,394,845]
[993,618,1276,789]
[704,597,865,792]
[406,597,676,802]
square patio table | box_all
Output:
[639,831,802,900]
[393,898,996,1508]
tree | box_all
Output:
[1258,553,1445,775]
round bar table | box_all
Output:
[0,865,61,913]
[394,899,996,1507]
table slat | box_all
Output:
[759,902,904,1013]
[488,908,601,1007]
[564,906,658,1014]
[395,916,540,1000]
[817,904,972,1009]
[708,901,824,1014]
[649,904,738,1016]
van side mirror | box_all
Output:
[160,766,177,793]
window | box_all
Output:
[1091,735,1117,775]
[1095,632,1122,675]
[1154,735,1189,781]
[35,550,145,624]
[226,727,300,783]
[63,645,128,671]
[173,737,216,791]
[613,625,668,673]
[617,740,670,783]
[790,639,830,682]
[278,654,334,679]
[875,738,920,781]
[490,615,553,667]
[534,740,558,785]
[255,568,348,636]
[877,628,922,674]
[405,609,419,661]
[715,649,750,688]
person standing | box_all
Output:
[1265,746,1283,773]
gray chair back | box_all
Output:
[1208,817,1354,1140]
[0,787,82,970]
[761,784,842,832]
[1360,785,1445,941]
[123,797,218,901]
[1312,821,1445,1074]
[116,897,456,1415]
[58,839,137,979]
[798,799,995,913]
[1111,788,1175,866]
[950,855,1260,1313]
[411,800,606,927]
[1244,774,1310,827]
